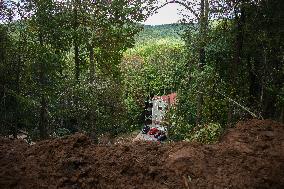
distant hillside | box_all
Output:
[135,24,185,45]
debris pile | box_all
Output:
[134,125,167,142]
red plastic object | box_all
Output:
[148,127,159,135]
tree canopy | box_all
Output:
[0,0,283,142]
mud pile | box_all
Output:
[0,119,283,189]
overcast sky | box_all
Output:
[143,3,183,25]
[4,0,184,25]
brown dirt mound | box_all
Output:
[0,119,283,189]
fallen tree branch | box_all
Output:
[197,90,263,119]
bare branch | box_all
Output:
[152,0,199,18]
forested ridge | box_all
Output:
[135,24,184,44]
[0,0,283,142]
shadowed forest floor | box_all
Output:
[0,119,283,189]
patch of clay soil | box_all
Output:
[0,119,283,189]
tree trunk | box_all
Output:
[227,1,245,123]
[39,32,48,139]
[196,0,208,125]
[74,0,80,82]
[13,52,21,139]
[74,41,80,81]
[89,43,95,82]
[88,43,97,142]
[196,91,204,125]
[227,104,233,126]
[248,59,261,108]
[39,95,48,139]
[280,106,284,124]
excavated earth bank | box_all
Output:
[0,119,283,189]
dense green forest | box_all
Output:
[134,24,184,44]
[0,0,283,142]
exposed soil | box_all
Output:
[0,119,283,189]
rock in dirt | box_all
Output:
[0,119,283,189]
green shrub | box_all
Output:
[186,123,223,144]
[52,128,71,137]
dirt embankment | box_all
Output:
[0,119,283,189]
